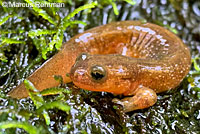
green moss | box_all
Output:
[0,121,41,134]
[0,14,13,26]
[24,0,57,25]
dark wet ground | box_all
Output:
[0,0,200,133]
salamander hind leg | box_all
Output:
[112,86,157,113]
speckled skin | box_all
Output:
[9,21,191,112]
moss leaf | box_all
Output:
[111,1,119,15]
[192,57,200,72]
[28,29,57,38]
[0,14,13,26]
[42,110,50,125]
[36,101,70,114]
[0,121,40,134]
[0,37,25,47]
[64,2,97,21]
[123,0,136,5]
[24,0,57,25]
[40,87,71,96]
[24,79,44,108]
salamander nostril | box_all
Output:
[76,53,89,62]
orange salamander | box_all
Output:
[8,21,191,112]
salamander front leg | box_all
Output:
[112,86,157,113]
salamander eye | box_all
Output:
[90,65,107,82]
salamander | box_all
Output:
[8,21,191,112]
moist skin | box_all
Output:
[8,21,191,112]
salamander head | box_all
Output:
[70,53,133,94]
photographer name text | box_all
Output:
[2,1,65,8]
